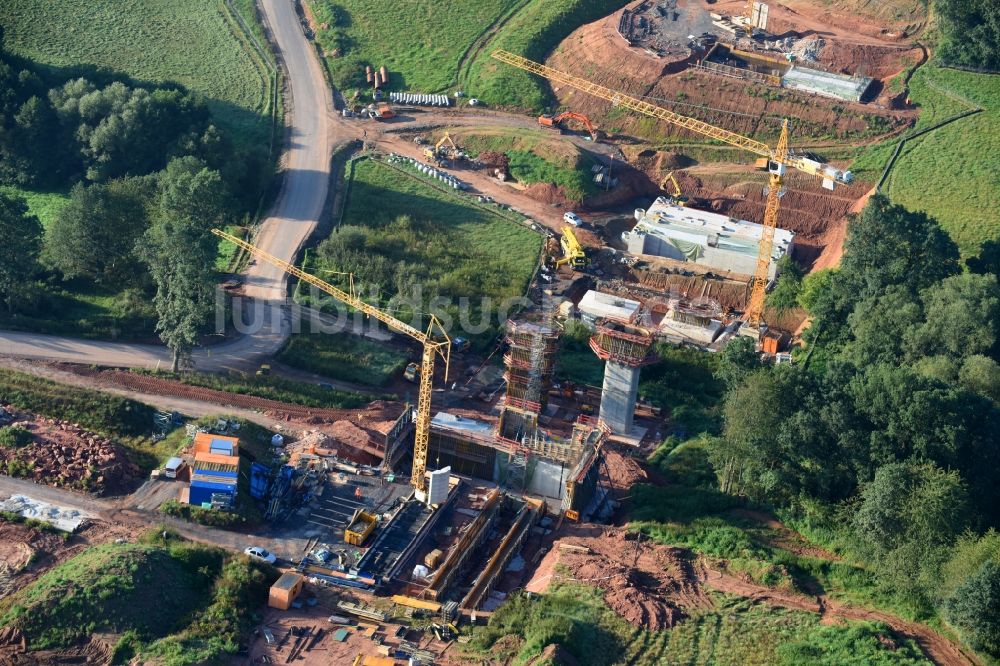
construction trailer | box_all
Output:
[186,433,240,508]
[268,572,305,610]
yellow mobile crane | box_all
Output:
[555,226,589,269]
[491,49,852,330]
[211,229,450,500]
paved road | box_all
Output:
[0,0,333,373]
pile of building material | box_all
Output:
[387,92,449,107]
[0,409,139,495]
[788,36,824,62]
[0,495,90,532]
[386,154,467,190]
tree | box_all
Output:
[715,335,760,390]
[840,194,960,299]
[936,0,1000,70]
[944,561,1000,655]
[959,355,1000,402]
[841,286,922,367]
[766,254,804,314]
[853,461,969,597]
[144,157,228,368]
[45,178,150,282]
[140,216,217,371]
[906,273,999,360]
[157,156,228,224]
[0,192,42,313]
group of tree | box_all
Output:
[709,194,1000,656]
[0,34,258,368]
[934,0,1000,70]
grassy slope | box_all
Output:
[339,159,540,296]
[469,581,927,665]
[278,333,408,387]
[0,0,270,149]
[457,131,598,201]
[0,543,212,648]
[462,0,632,110]
[309,0,521,93]
[850,65,1000,259]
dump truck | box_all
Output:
[345,509,377,546]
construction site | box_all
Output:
[2,0,984,663]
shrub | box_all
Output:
[0,425,32,448]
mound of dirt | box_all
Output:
[601,448,647,492]
[528,644,581,666]
[657,151,693,170]
[523,182,574,208]
[552,527,712,631]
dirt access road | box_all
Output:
[0,474,311,562]
[0,0,336,373]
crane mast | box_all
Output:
[211,228,450,498]
[491,49,850,330]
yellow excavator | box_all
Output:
[659,171,689,206]
[554,226,589,269]
[424,132,460,163]
[211,229,450,502]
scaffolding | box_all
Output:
[589,320,657,368]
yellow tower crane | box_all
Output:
[211,228,450,500]
[490,49,852,331]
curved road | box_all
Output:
[0,0,334,373]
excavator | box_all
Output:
[659,171,689,206]
[211,229,451,503]
[424,132,461,163]
[538,111,598,141]
[492,49,852,334]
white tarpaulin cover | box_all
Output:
[0,494,90,532]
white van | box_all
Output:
[563,211,582,226]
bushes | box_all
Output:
[160,500,249,530]
[0,367,154,437]
[777,622,928,665]
[140,369,374,408]
[142,556,277,665]
[278,334,407,387]
[0,425,32,448]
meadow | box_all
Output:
[309,0,522,94]
[308,0,629,109]
[0,0,273,149]
[850,65,1000,259]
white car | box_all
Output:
[563,211,582,226]
[244,546,277,564]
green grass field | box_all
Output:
[310,157,540,314]
[462,0,632,109]
[308,0,628,109]
[309,0,522,94]
[0,0,272,149]
[850,65,1000,259]
[278,333,408,387]
[467,581,928,665]
[0,187,70,230]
